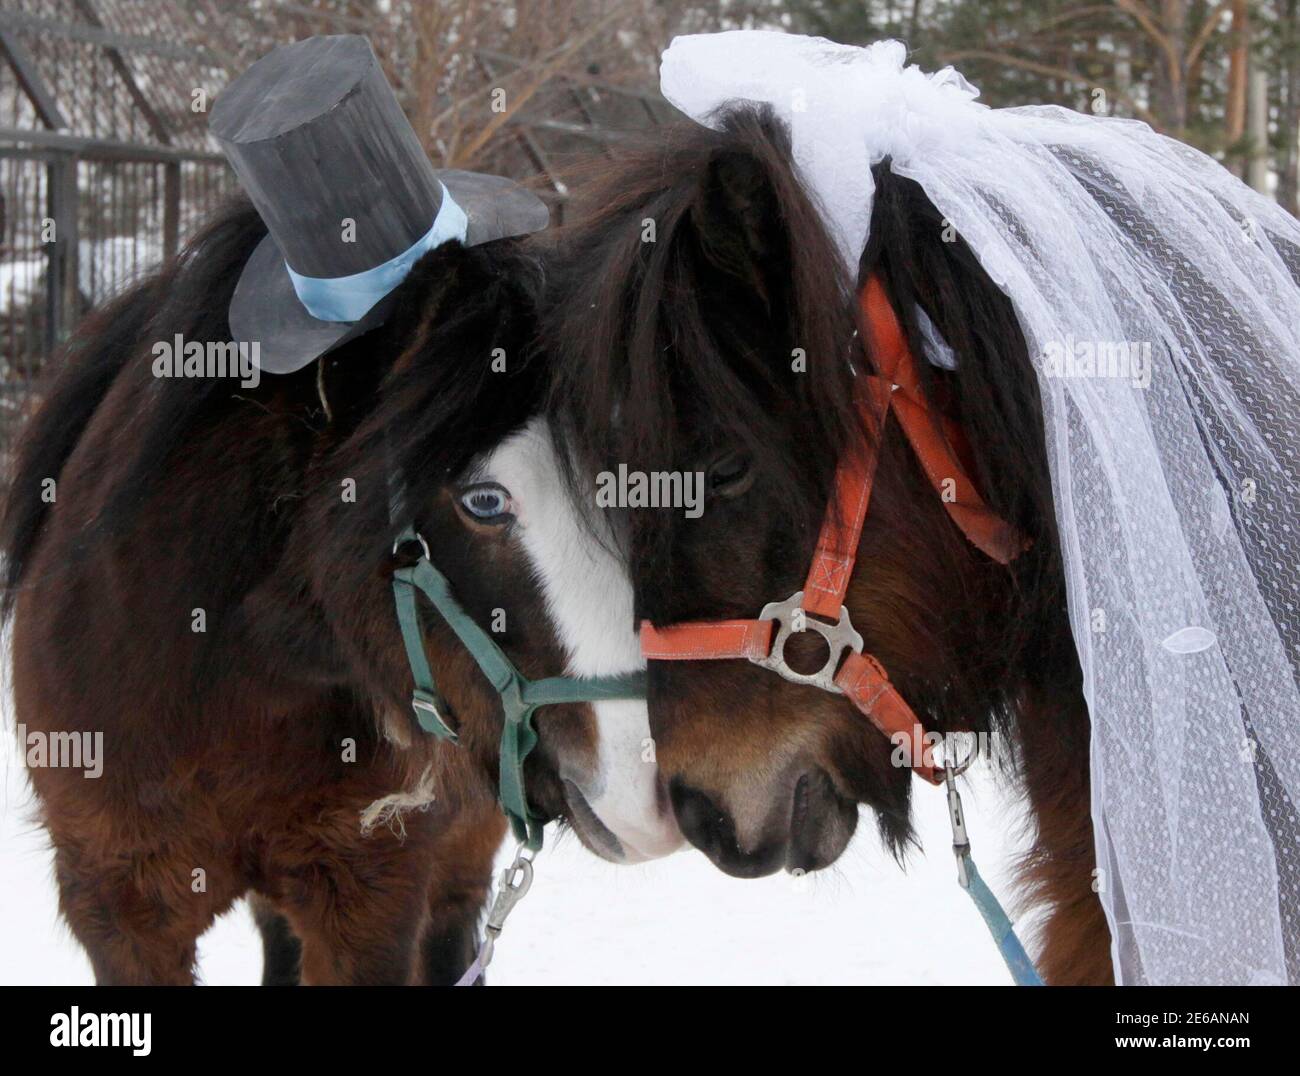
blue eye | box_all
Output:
[459,483,513,522]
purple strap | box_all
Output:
[453,942,488,986]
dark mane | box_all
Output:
[320,235,547,544]
[861,162,1074,724]
[543,108,862,567]
[1,195,546,622]
[0,197,264,613]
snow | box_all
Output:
[76,236,161,300]
[0,257,44,315]
[1,712,1034,985]
[0,237,162,317]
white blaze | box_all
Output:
[483,419,682,862]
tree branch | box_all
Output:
[447,4,631,166]
[1113,0,1182,90]
[938,48,1159,126]
[1185,0,1232,71]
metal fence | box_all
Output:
[1,0,236,457]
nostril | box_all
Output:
[669,777,735,861]
[787,767,858,874]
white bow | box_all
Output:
[660,31,984,269]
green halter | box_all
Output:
[391,527,647,851]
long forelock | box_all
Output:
[545,110,863,565]
[330,240,549,542]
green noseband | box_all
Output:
[391,527,647,852]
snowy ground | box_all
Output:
[0,717,1034,985]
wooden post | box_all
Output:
[1226,0,1249,147]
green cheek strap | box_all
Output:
[391,527,646,852]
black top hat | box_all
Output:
[209,35,549,375]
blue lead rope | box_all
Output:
[945,766,1044,986]
[959,852,1044,986]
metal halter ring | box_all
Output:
[393,531,432,561]
[751,590,864,694]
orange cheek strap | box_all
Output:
[835,651,940,784]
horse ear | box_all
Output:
[653,112,860,461]
[689,141,792,305]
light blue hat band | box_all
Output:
[285,182,469,323]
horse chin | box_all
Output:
[561,779,684,865]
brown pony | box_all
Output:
[544,109,1110,985]
[2,196,679,985]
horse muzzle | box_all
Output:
[561,774,684,864]
[668,767,858,878]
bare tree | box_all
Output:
[376,0,646,168]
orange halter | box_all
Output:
[639,274,1026,784]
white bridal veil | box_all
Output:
[661,30,1300,985]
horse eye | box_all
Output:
[458,483,514,524]
[708,451,754,497]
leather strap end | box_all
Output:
[946,504,1031,565]
[639,618,774,661]
[835,651,941,784]
[411,689,458,741]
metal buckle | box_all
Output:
[393,531,432,561]
[751,590,863,694]
[938,729,980,780]
[411,692,447,724]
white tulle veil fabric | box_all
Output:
[662,30,1300,985]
